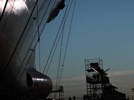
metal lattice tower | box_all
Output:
[84,58,110,100]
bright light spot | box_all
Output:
[33,78,47,82]
[0,0,29,15]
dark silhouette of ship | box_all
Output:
[0,0,65,99]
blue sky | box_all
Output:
[36,0,134,98]
[69,0,134,72]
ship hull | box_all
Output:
[0,0,63,99]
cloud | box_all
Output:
[108,70,134,97]
[61,75,86,82]
[52,75,86,85]
[63,70,134,96]
[52,70,134,98]
[52,75,87,97]
[107,70,134,86]
[108,70,134,77]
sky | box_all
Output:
[35,0,134,99]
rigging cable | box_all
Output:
[55,19,64,87]
[2,0,39,76]
[42,0,64,74]
[36,1,41,71]
[18,0,57,75]
[13,0,64,85]
[12,0,40,85]
[43,0,72,74]
[0,0,23,78]
[55,0,72,87]
[36,0,58,72]
[14,0,52,84]
[11,1,46,86]
[33,0,57,72]
[57,0,76,86]
[49,0,72,88]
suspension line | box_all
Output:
[57,0,76,86]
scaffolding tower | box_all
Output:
[84,58,110,100]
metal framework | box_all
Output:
[84,58,110,100]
